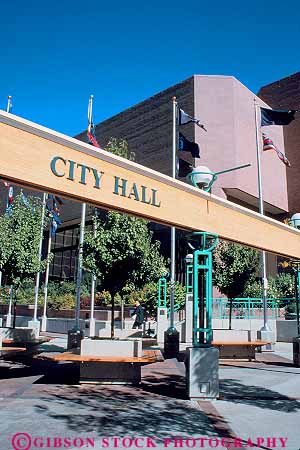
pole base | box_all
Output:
[293,337,300,367]
[67,328,84,350]
[164,327,179,359]
[186,346,219,400]
[6,313,12,328]
[41,316,47,332]
[257,330,275,352]
[89,318,96,337]
[28,319,40,339]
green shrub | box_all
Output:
[285,301,296,314]
[242,280,262,298]
[242,273,294,304]
[0,286,10,303]
[95,290,112,306]
[48,293,76,310]
[123,280,185,316]
[268,273,294,300]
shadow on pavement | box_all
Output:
[34,384,220,439]
[219,378,300,412]
[0,356,79,384]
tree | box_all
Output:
[105,137,135,160]
[83,135,167,337]
[213,241,259,329]
[0,193,50,327]
[83,212,167,336]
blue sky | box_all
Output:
[0,0,299,137]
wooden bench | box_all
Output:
[212,341,269,361]
[38,348,164,384]
[0,347,26,358]
[2,337,50,346]
[41,348,163,364]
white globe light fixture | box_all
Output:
[185,253,194,265]
[190,165,215,190]
[289,213,300,229]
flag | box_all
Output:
[87,125,100,148]
[179,109,207,132]
[0,178,9,187]
[48,194,63,215]
[47,195,63,235]
[48,194,63,205]
[21,192,29,207]
[262,133,291,167]
[8,186,14,204]
[50,211,62,236]
[177,158,193,178]
[6,186,14,215]
[261,108,296,127]
[178,132,200,158]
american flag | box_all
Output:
[87,125,100,148]
[262,133,291,167]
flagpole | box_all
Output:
[6,95,12,113]
[89,210,97,337]
[75,202,86,330]
[41,228,52,332]
[254,98,270,332]
[0,96,12,288]
[29,192,47,336]
[86,94,97,336]
[6,286,13,327]
[170,96,177,329]
[72,96,94,333]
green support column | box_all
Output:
[158,276,167,308]
[188,232,218,346]
[186,232,219,400]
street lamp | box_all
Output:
[289,213,300,229]
[290,260,300,367]
[185,253,194,265]
[189,166,215,190]
[188,163,251,192]
[185,254,194,295]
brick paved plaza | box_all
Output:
[0,335,299,450]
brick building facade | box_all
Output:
[258,72,300,216]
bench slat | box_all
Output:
[39,349,164,364]
[212,341,269,346]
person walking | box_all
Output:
[131,300,144,329]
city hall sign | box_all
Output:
[0,110,300,259]
[50,156,161,208]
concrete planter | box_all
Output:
[81,337,142,358]
[0,327,36,342]
[80,337,143,384]
[293,337,300,367]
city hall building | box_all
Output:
[1,73,299,283]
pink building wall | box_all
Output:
[193,75,288,213]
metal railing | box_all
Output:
[212,297,293,320]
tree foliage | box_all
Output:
[105,137,135,160]
[123,280,185,316]
[243,273,294,301]
[213,241,259,299]
[83,211,167,296]
[0,194,50,288]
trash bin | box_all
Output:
[67,328,84,350]
[164,326,179,358]
[293,337,300,367]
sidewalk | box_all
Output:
[0,338,299,450]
